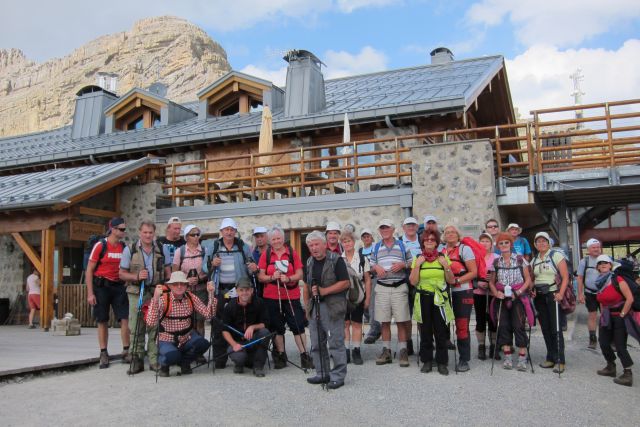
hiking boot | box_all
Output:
[437,364,449,376]
[364,332,380,344]
[553,363,565,374]
[99,351,109,369]
[180,362,193,375]
[539,360,555,369]
[352,347,363,365]
[327,380,345,390]
[253,367,265,378]
[517,356,528,372]
[456,361,470,372]
[233,364,244,374]
[121,349,131,364]
[398,348,410,367]
[478,344,487,361]
[214,360,227,369]
[300,352,314,369]
[273,351,287,369]
[490,344,501,360]
[503,356,513,370]
[28,324,36,329]
[346,349,351,364]
[407,339,414,356]
[597,362,617,377]
[588,335,598,350]
[446,339,456,350]
[149,362,160,372]
[307,375,330,385]
[196,355,207,365]
[421,361,433,373]
[127,356,145,375]
[159,365,170,377]
[613,369,633,387]
[375,347,392,365]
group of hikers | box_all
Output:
[83,214,638,389]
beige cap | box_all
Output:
[167,271,188,284]
[378,219,395,228]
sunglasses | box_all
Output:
[188,233,201,237]
[424,238,437,242]
[115,227,126,232]
[498,241,511,245]
[486,225,498,229]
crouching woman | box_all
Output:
[146,271,217,377]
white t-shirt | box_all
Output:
[27,274,40,295]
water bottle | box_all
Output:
[504,284,512,298]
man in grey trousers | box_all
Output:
[303,230,350,389]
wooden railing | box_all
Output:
[58,284,119,328]
[160,98,640,205]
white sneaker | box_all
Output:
[503,356,513,370]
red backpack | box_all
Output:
[445,237,487,288]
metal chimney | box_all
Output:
[430,47,454,65]
[283,50,326,117]
[71,85,118,139]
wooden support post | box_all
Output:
[41,228,55,330]
[11,232,43,275]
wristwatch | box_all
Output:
[454,278,460,286]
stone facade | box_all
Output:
[410,139,499,232]
[119,181,164,245]
[0,235,24,302]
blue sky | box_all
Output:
[2,0,639,116]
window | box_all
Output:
[127,115,144,130]
[219,102,240,116]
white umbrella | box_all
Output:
[341,113,353,177]
[258,106,273,173]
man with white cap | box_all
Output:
[507,223,532,261]
[370,219,413,367]
[160,216,186,280]
[205,217,258,369]
[326,221,343,255]
[401,217,421,356]
[578,238,604,349]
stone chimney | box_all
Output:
[71,85,118,139]
[430,47,454,65]
[283,50,326,117]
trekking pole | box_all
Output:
[129,277,145,376]
[555,299,561,378]
[211,331,277,361]
[208,265,219,370]
[281,277,310,373]
[155,300,162,383]
[526,322,535,374]
[491,299,503,376]
[313,280,328,391]
[447,286,458,375]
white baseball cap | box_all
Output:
[378,219,395,228]
[220,218,238,230]
[183,224,200,236]
[167,216,181,225]
[596,254,613,264]
[360,228,373,237]
[534,231,551,242]
[507,223,521,231]
[423,215,438,224]
[253,226,268,235]
[326,221,341,232]
[403,217,419,225]
[586,238,601,248]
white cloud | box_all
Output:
[506,39,640,118]
[466,0,640,47]
[0,0,395,62]
[240,46,388,88]
[324,46,388,79]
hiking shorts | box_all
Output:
[265,297,305,335]
[585,292,599,312]
[375,283,410,323]
[345,302,364,323]
[28,294,40,310]
[93,281,128,323]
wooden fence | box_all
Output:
[58,284,120,328]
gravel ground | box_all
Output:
[2,309,639,426]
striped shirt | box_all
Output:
[370,239,412,284]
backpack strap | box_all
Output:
[358,250,365,274]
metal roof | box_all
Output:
[0,157,163,210]
[0,55,505,169]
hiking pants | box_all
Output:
[496,299,528,349]
[127,292,158,364]
[473,293,496,334]
[452,289,473,362]
[600,315,633,368]
[534,292,565,364]
[158,331,209,367]
[228,327,271,370]
[309,301,347,382]
[418,293,448,365]
[211,289,234,365]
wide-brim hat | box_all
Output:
[167,271,188,284]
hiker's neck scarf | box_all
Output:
[423,249,439,263]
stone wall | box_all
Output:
[0,235,25,302]
[410,139,499,233]
[120,181,164,245]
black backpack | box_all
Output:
[612,259,640,311]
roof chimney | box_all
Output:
[283,50,326,117]
[71,85,118,139]
[430,47,454,65]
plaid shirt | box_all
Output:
[146,291,216,347]
[495,254,528,286]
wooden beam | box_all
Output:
[11,232,42,274]
[41,227,55,330]
[0,209,73,234]
[78,207,118,218]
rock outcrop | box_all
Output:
[0,16,231,137]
